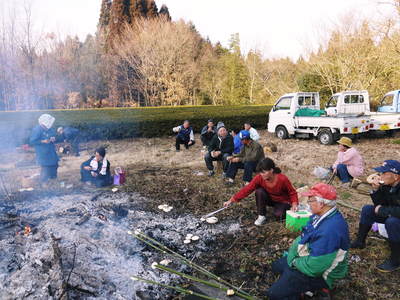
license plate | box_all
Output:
[351,127,359,134]
[380,124,390,130]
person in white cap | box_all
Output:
[29,114,59,183]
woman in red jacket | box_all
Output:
[224,158,298,226]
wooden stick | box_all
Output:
[336,200,362,212]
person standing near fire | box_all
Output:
[29,114,59,183]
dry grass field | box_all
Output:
[1,130,400,299]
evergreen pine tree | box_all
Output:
[108,0,130,47]
[98,0,112,28]
[159,4,171,21]
[130,0,147,20]
[146,0,158,18]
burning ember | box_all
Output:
[23,225,31,236]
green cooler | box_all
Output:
[285,210,312,232]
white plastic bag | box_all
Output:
[312,166,331,180]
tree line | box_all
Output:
[1,0,400,110]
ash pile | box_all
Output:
[0,191,240,299]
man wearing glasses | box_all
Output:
[266,183,349,300]
[351,160,400,272]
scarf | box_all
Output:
[90,157,108,175]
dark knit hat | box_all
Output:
[96,147,106,158]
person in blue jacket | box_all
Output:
[29,114,59,183]
[266,183,350,300]
[173,120,195,151]
[57,126,81,156]
[230,128,243,154]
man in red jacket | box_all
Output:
[224,158,298,226]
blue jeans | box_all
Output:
[360,205,400,242]
[266,257,328,300]
[226,161,258,182]
[336,164,352,183]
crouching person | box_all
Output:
[266,183,349,299]
[80,147,112,187]
[351,160,400,272]
[224,158,298,226]
[226,130,264,185]
[173,120,195,151]
[205,124,233,177]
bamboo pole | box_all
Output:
[131,275,218,300]
[128,230,256,299]
[337,200,362,212]
[154,264,254,300]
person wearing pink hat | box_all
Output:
[266,183,350,300]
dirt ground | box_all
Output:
[1,130,400,299]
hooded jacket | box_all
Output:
[286,208,350,289]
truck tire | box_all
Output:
[275,126,289,139]
[386,130,394,137]
[318,129,334,145]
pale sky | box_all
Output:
[3,0,397,59]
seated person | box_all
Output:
[173,120,195,151]
[80,147,112,187]
[350,160,400,272]
[225,130,264,185]
[244,121,260,141]
[332,137,364,187]
[204,124,234,177]
[200,119,216,148]
[266,183,349,299]
[57,126,81,156]
[230,128,243,154]
[224,158,298,225]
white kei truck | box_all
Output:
[267,92,370,145]
[368,90,400,134]
[325,90,400,134]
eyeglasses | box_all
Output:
[307,198,317,204]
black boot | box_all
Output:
[377,241,400,272]
[350,223,371,249]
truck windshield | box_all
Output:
[380,94,394,106]
[326,96,338,108]
[275,97,292,110]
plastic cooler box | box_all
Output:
[286,210,312,232]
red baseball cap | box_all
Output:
[300,183,337,200]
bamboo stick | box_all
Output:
[154,264,254,300]
[128,230,256,299]
[337,200,362,212]
[131,275,218,300]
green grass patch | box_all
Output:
[392,139,400,145]
[0,105,271,147]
